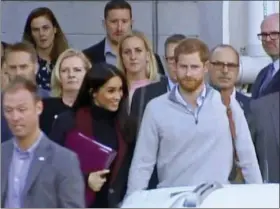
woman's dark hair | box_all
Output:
[73,62,133,142]
[22,7,69,62]
[73,62,128,110]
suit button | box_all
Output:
[109,188,115,194]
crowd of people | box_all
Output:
[1,0,279,208]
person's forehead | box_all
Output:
[6,51,31,60]
[211,48,238,62]
[3,89,34,105]
[166,43,178,54]
[123,36,144,47]
[261,16,280,31]
[107,8,131,19]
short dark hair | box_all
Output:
[210,44,240,64]
[4,41,38,63]
[2,75,40,101]
[104,0,132,19]
[164,34,186,53]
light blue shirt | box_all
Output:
[175,84,207,123]
[272,58,279,77]
[104,38,117,66]
[5,133,43,208]
[167,78,176,91]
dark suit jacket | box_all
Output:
[1,134,85,207]
[247,92,279,183]
[130,76,168,133]
[40,98,71,136]
[235,91,250,114]
[251,64,280,99]
[83,39,165,75]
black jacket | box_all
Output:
[49,109,132,208]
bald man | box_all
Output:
[251,13,280,99]
[208,44,251,114]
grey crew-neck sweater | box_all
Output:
[126,86,262,197]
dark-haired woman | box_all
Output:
[22,7,69,91]
[49,63,134,208]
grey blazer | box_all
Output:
[1,134,86,208]
[248,92,279,183]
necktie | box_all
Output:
[220,90,244,183]
[260,63,275,94]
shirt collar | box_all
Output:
[167,77,176,90]
[104,38,116,57]
[273,59,279,76]
[175,84,207,108]
[13,132,43,156]
[231,87,236,98]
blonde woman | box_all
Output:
[117,30,160,108]
[1,42,10,89]
[40,48,91,135]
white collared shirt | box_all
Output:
[272,59,279,77]
[175,84,207,116]
[167,78,176,91]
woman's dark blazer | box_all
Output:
[39,97,70,136]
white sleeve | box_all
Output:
[231,100,263,183]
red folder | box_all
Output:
[65,129,117,206]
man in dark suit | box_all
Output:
[129,34,186,189]
[247,92,279,183]
[83,0,165,75]
[208,44,251,114]
[1,76,85,207]
[251,13,280,99]
[1,42,50,143]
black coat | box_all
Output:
[49,108,132,208]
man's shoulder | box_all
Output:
[83,39,105,54]
[250,92,279,110]
[146,92,170,110]
[137,80,166,94]
[1,139,13,149]
[46,137,78,163]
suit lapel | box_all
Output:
[1,141,14,206]
[264,69,280,94]
[252,68,267,97]
[22,136,51,198]
[270,94,280,148]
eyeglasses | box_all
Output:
[210,62,239,71]
[257,32,280,41]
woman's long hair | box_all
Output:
[22,7,69,62]
[73,63,134,142]
[117,30,160,82]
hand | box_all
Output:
[88,170,110,192]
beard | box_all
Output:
[178,76,204,93]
